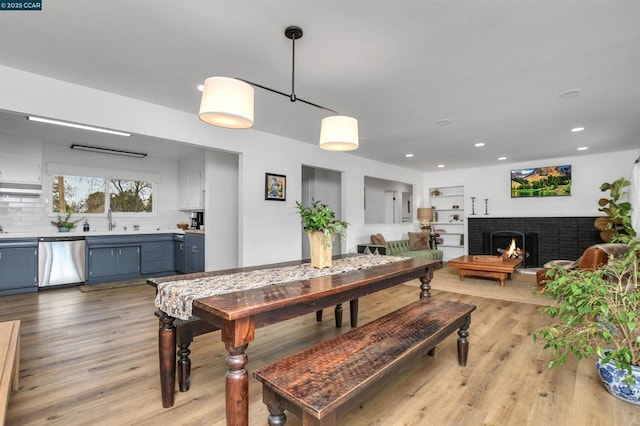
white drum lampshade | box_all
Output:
[319,116,359,151]
[199,77,254,129]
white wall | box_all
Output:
[423,149,640,218]
[1,66,425,267]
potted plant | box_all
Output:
[50,213,83,232]
[295,200,348,268]
[594,177,636,243]
[534,240,639,404]
[535,176,639,404]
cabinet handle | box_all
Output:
[192,246,198,253]
[0,252,2,261]
[180,243,184,250]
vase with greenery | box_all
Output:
[50,213,83,232]
[295,200,348,268]
[594,177,636,243]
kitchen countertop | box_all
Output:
[0,228,204,240]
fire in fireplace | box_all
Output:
[481,231,539,268]
[500,238,523,259]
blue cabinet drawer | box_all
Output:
[141,258,174,274]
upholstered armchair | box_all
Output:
[536,243,630,287]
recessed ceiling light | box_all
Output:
[559,89,581,98]
[435,119,451,126]
[577,146,589,151]
[474,142,485,147]
[571,127,585,132]
[405,153,414,158]
[197,84,204,92]
[498,156,507,161]
[437,164,445,168]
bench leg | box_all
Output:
[156,311,177,408]
[457,315,471,366]
[349,299,359,327]
[316,310,323,322]
[263,386,287,425]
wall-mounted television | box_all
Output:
[510,165,571,198]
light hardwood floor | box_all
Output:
[0,282,638,425]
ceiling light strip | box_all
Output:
[28,116,131,137]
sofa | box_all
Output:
[357,232,443,263]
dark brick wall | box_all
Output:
[468,217,602,267]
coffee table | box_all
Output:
[448,255,524,286]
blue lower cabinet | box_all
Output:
[0,239,38,295]
[87,246,140,283]
[184,234,205,273]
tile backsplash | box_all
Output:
[0,194,49,233]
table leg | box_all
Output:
[457,316,471,366]
[222,317,254,426]
[156,311,177,408]
[419,264,434,298]
[334,304,343,328]
[349,299,359,327]
[225,343,249,426]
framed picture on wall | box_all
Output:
[510,165,572,198]
[265,173,286,201]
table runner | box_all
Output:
[155,254,408,320]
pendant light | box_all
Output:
[199,76,254,129]
[198,26,359,151]
[319,116,359,151]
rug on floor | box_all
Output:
[404,266,556,306]
[78,278,149,292]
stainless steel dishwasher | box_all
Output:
[38,236,86,287]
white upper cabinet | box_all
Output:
[0,139,43,184]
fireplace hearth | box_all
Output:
[468,217,601,268]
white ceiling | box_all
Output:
[1,1,639,169]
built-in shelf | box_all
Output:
[428,184,466,261]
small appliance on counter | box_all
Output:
[190,211,204,229]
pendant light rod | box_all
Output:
[234,25,338,115]
[286,25,302,103]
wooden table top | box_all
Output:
[190,257,437,322]
[448,255,523,273]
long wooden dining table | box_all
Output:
[149,255,437,426]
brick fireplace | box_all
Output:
[468,217,602,267]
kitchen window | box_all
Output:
[52,175,154,214]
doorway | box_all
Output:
[301,166,343,259]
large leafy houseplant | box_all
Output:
[534,238,640,403]
[594,177,636,243]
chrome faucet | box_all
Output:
[107,209,116,231]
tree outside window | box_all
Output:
[52,175,153,214]
[109,179,153,212]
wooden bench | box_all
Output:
[253,298,475,425]
[156,300,359,399]
[0,320,20,426]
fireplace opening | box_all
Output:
[482,231,539,268]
